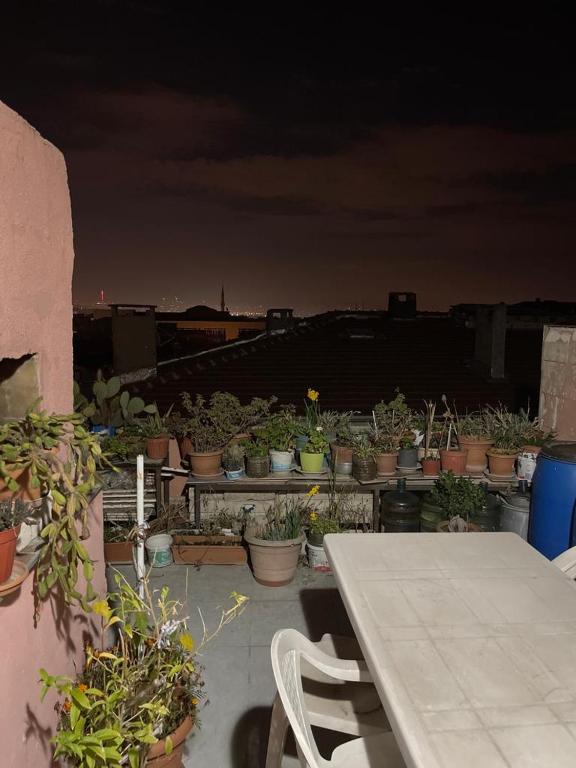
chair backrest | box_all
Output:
[553,545,576,578]
[271,629,328,768]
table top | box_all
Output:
[324,532,576,768]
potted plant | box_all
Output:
[103,520,135,564]
[77,371,157,435]
[373,391,416,470]
[299,427,329,473]
[180,392,276,477]
[0,404,112,608]
[331,426,355,474]
[100,433,146,463]
[485,405,524,477]
[242,438,270,478]
[457,410,494,473]
[369,429,398,477]
[40,573,248,768]
[0,498,30,584]
[421,400,441,476]
[223,443,246,480]
[260,408,297,473]
[516,411,555,483]
[351,434,377,481]
[170,507,248,565]
[136,404,173,460]
[430,472,484,532]
[439,396,468,475]
[244,494,306,585]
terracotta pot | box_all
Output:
[487,451,518,477]
[146,435,170,460]
[104,541,134,564]
[246,455,270,478]
[146,715,195,768]
[0,465,41,501]
[244,531,304,586]
[421,458,441,476]
[458,437,493,473]
[300,452,324,473]
[188,450,223,477]
[228,432,251,446]
[176,436,193,463]
[0,525,20,584]
[440,449,468,475]
[374,452,397,476]
[331,444,353,464]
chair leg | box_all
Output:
[265,692,290,768]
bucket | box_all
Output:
[530,443,576,559]
[307,542,330,570]
[145,534,173,568]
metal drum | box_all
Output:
[529,442,576,559]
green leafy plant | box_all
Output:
[0,405,113,608]
[302,428,329,454]
[260,407,298,452]
[241,438,269,458]
[429,471,486,524]
[457,411,492,439]
[350,433,375,460]
[253,495,306,540]
[136,404,174,439]
[373,390,416,449]
[180,392,276,452]
[100,435,145,462]
[40,574,248,768]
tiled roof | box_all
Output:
[133,313,541,414]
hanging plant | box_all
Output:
[0,405,113,610]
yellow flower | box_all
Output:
[309,511,318,521]
[78,684,88,693]
[307,389,319,401]
[92,599,112,623]
[307,485,320,497]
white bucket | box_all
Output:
[307,542,330,571]
[145,534,173,568]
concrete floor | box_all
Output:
[111,562,355,767]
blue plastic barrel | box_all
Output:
[529,442,576,559]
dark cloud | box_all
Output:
[476,164,576,206]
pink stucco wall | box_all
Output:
[0,100,74,413]
[0,100,106,766]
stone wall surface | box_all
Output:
[539,326,576,440]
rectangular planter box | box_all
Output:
[104,541,134,564]
[171,535,247,565]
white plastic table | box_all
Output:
[324,532,576,768]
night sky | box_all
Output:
[3,4,575,312]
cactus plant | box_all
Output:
[77,371,156,429]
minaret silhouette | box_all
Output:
[220,285,226,312]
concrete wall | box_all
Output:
[539,325,576,440]
[0,100,74,413]
[0,100,106,767]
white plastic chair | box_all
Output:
[552,546,576,578]
[269,629,405,768]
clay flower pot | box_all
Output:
[374,452,397,476]
[146,435,170,460]
[421,458,441,476]
[146,715,195,768]
[331,444,353,464]
[458,437,493,473]
[0,525,20,584]
[440,449,468,475]
[245,531,304,586]
[188,449,223,477]
[487,450,518,477]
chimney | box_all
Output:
[111,304,157,374]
